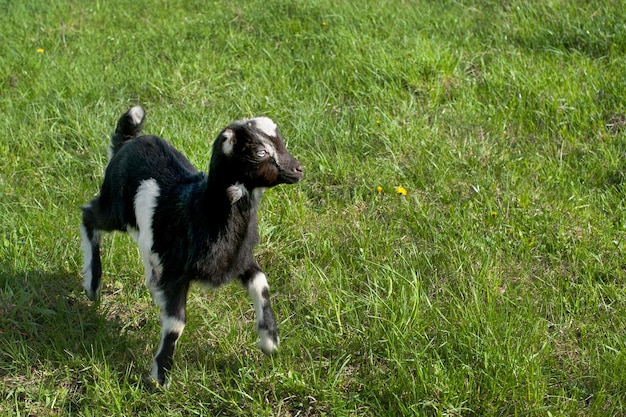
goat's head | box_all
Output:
[212,117,304,189]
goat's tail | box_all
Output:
[110,106,146,157]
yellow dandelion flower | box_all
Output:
[37,48,44,53]
[376,119,381,125]
[376,186,383,193]
[395,186,407,196]
[322,21,328,27]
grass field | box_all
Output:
[1,0,626,415]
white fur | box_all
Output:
[248,272,279,354]
[260,138,278,160]
[248,118,279,159]
[257,328,279,354]
[80,223,100,297]
[226,182,246,204]
[251,117,277,137]
[150,315,186,383]
[134,178,159,264]
[107,107,144,161]
[128,106,145,126]
[222,128,234,156]
[80,224,93,275]
[148,278,166,312]
[82,108,298,386]
[133,179,164,296]
[247,272,269,310]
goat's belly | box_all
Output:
[193,276,229,291]
[190,269,237,288]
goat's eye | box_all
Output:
[256,149,267,158]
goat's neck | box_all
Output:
[202,177,261,223]
[190,179,261,279]
[198,179,261,266]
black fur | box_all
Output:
[80,106,303,386]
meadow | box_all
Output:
[1,0,625,415]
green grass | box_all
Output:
[1,0,626,415]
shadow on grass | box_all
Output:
[0,267,252,385]
[0,266,145,386]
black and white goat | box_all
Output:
[80,106,303,386]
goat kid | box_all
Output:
[80,106,303,386]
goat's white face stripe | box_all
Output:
[251,117,277,137]
[223,118,279,161]
[249,117,279,160]
[259,137,278,161]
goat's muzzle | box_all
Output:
[281,159,304,184]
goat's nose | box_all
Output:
[293,163,304,177]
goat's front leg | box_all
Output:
[150,280,189,387]
[241,267,279,355]
[80,201,103,300]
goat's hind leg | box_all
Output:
[80,201,103,300]
[242,267,279,355]
[149,278,189,387]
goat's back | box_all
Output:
[98,135,205,230]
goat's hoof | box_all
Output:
[142,375,166,393]
[257,331,279,355]
[83,287,98,302]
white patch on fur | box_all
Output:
[148,275,166,309]
[260,138,278,160]
[80,223,100,298]
[257,328,279,355]
[226,182,247,204]
[133,179,163,293]
[150,315,186,385]
[80,224,93,275]
[222,128,234,156]
[251,117,277,137]
[128,106,145,126]
[247,272,269,305]
[247,272,279,354]
[245,118,278,158]
[162,315,186,335]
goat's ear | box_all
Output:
[221,128,236,156]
